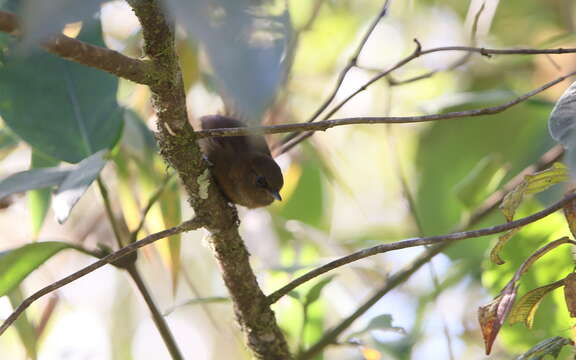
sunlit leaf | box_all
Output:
[361,347,381,360]
[563,272,576,317]
[478,283,517,355]
[516,336,573,360]
[159,179,182,295]
[480,237,574,354]
[52,150,107,224]
[499,163,568,221]
[27,151,59,236]
[508,279,564,328]
[0,19,123,163]
[0,242,73,297]
[0,127,19,160]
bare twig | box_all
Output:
[274,43,576,155]
[280,0,392,147]
[0,218,203,336]
[130,173,175,242]
[0,10,154,85]
[127,265,183,360]
[198,69,576,139]
[296,146,564,359]
[267,191,575,304]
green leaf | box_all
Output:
[304,275,335,306]
[454,154,506,209]
[28,150,59,236]
[0,19,123,163]
[278,154,325,228]
[0,167,70,200]
[52,150,107,224]
[346,314,405,340]
[8,287,37,360]
[508,280,564,328]
[0,242,73,297]
[500,163,568,222]
[516,336,573,360]
[0,127,19,160]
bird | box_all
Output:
[198,115,284,208]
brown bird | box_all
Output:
[198,115,284,208]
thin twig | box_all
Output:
[127,265,184,360]
[296,147,564,359]
[280,0,392,146]
[0,218,203,336]
[274,43,576,155]
[384,124,454,360]
[130,173,176,243]
[198,69,576,139]
[0,10,154,84]
[268,161,572,304]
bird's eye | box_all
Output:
[255,176,268,188]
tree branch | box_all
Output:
[0,10,154,85]
[0,218,203,336]
[126,0,292,358]
[275,42,576,154]
[197,69,576,139]
[296,146,565,359]
[268,191,576,304]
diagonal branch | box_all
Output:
[197,70,576,139]
[268,190,576,304]
[296,145,565,359]
[0,218,203,336]
[275,42,576,154]
[126,0,292,358]
[0,10,154,85]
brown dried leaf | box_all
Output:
[563,198,576,239]
[478,283,517,355]
[508,280,564,328]
[564,273,576,317]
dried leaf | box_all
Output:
[479,283,517,355]
[564,273,576,317]
[563,197,576,238]
[490,227,521,265]
[508,280,564,328]
[500,163,568,221]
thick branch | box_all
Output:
[126,0,292,358]
[0,10,154,85]
[0,219,203,336]
[197,70,576,138]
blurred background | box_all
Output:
[1,0,576,359]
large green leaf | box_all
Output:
[0,242,74,297]
[0,19,123,163]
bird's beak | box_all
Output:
[271,190,282,201]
